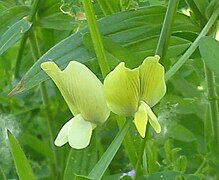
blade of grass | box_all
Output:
[7,130,36,180]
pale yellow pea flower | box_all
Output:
[41,61,110,149]
[104,55,166,138]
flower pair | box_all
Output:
[41,55,166,149]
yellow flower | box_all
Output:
[104,55,166,138]
[41,61,110,149]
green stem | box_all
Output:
[88,119,132,180]
[117,116,138,166]
[194,156,206,174]
[28,30,59,179]
[14,0,40,78]
[202,20,219,152]
[82,0,110,77]
[165,7,219,81]
[135,136,147,178]
[204,63,219,150]
[27,0,41,22]
[155,0,179,63]
[14,32,29,78]
[185,0,206,26]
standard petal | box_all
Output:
[41,61,110,124]
[104,62,140,116]
[41,62,80,115]
[54,119,71,147]
[134,101,148,138]
[142,101,161,133]
[67,114,93,149]
[139,55,166,107]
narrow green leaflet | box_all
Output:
[10,6,199,95]
[0,18,32,55]
[199,36,219,77]
[0,6,29,36]
[7,130,36,180]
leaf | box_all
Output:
[0,17,31,55]
[167,124,196,142]
[10,6,199,95]
[7,130,36,180]
[83,33,137,68]
[36,1,79,30]
[199,36,219,77]
[0,6,29,36]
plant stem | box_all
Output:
[204,63,219,150]
[185,0,206,26]
[135,125,150,178]
[27,0,41,22]
[155,0,179,63]
[82,0,111,77]
[194,156,206,174]
[14,0,40,78]
[165,7,219,81]
[28,30,59,179]
[117,116,138,165]
[135,136,147,178]
[88,119,132,180]
[14,33,29,78]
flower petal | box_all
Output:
[68,114,93,149]
[134,101,148,138]
[139,55,166,107]
[104,62,140,116]
[54,119,71,147]
[41,61,110,124]
[41,62,80,115]
[142,101,161,133]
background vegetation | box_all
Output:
[1,0,219,179]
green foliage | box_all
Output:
[0,18,31,55]
[7,130,35,180]
[199,36,219,76]
[1,0,219,179]
[10,5,199,94]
